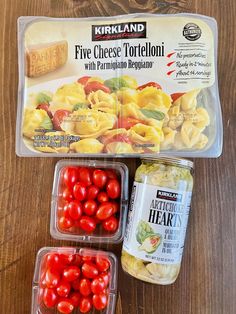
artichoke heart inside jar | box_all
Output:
[121,157,193,285]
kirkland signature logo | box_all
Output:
[156,190,183,202]
[92,22,146,41]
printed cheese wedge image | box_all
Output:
[25,40,68,77]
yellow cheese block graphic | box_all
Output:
[25,40,68,77]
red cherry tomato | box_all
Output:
[73,182,87,201]
[59,254,75,265]
[36,103,53,119]
[82,262,99,279]
[96,256,110,272]
[67,200,82,220]
[38,287,44,303]
[57,300,74,314]
[62,188,74,202]
[92,169,107,188]
[99,272,109,287]
[40,271,47,288]
[58,216,74,230]
[102,216,118,232]
[56,280,71,297]
[45,268,60,288]
[83,200,97,216]
[116,117,144,130]
[43,287,58,308]
[171,92,185,102]
[63,265,80,282]
[53,110,71,131]
[137,82,162,90]
[86,185,99,200]
[79,216,96,233]
[106,179,121,199]
[91,277,106,294]
[79,296,92,313]
[63,203,71,218]
[92,293,108,310]
[63,167,79,188]
[78,167,92,187]
[82,255,95,263]
[79,278,92,297]
[46,253,63,271]
[77,76,91,85]
[106,169,118,180]
[111,201,119,214]
[97,192,109,203]
[96,202,114,220]
[84,81,110,95]
[70,292,81,307]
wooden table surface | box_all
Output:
[0,0,236,313]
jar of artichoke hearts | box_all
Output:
[122,157,194,285]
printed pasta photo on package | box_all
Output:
[16,14,223,157]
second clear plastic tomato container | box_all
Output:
[50,160,129,243]
[31,247,118,314]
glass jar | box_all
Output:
[121,157,194,285]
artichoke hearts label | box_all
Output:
[123,182,192,264]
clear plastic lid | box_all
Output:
[16,13,222,158]
[31,247,118,314]
[50,160,129,243]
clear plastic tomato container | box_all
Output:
[31,247,118,314]
[50,160,128,243]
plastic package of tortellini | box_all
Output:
[16,13,223,157]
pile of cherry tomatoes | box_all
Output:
[40,252,111,313]
[58,166,121,234]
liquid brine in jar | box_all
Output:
[121,157,194,285]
